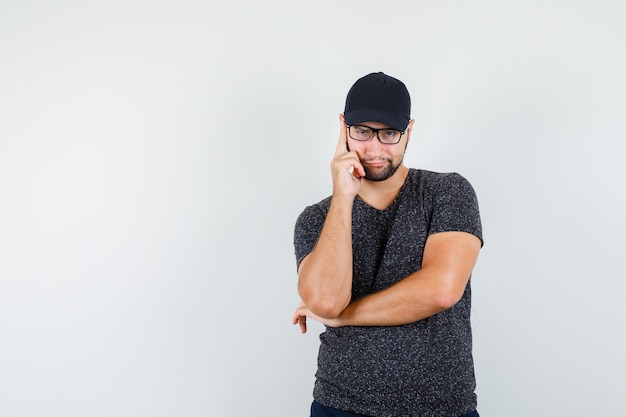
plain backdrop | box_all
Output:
[1,1,625,416]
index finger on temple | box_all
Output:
[334,114,349,156]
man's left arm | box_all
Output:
[294,230,481,329]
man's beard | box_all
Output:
[362,158,402,182]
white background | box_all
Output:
[1,1,625,416]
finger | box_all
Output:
[334,114,349,157]
[292,307,308,333]
[346,158,365,178]
[292,307,302,325]
[354,162,366,178]
[299,316,307,334]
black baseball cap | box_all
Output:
[344,72,411,132]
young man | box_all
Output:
[292,72,484,417]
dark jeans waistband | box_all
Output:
[311,400,479,417]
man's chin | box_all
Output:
[363,164,397,182]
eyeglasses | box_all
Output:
[347,125,404,145]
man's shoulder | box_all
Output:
[306,195,332,210]
[297,195,333,221]
[407,168,470,191]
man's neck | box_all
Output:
[357,165,410,211]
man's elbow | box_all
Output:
[304,297,348,319]
[298,279,351,319]
[433,285,465,311]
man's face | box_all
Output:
[347,120,414,182]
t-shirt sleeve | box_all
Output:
[293,204,326,269]
[427,173,483,246]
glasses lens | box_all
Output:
[349,126,373,141]
[378,129,401,144]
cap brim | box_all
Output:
[344,109,409,132]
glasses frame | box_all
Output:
[347,124,405,145]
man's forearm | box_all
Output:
[334,231,481,327]
[297,193,355,318]
[335,270,458,327]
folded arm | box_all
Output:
[294,231,481,331]
[297,192,355,319]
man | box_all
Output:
[292,72,483,417]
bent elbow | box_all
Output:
[306,298,348,319]
[433,287,464,311]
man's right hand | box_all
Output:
[331,115,365,198]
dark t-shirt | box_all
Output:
[294,169,483,417]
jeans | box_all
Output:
[310,400,479,417]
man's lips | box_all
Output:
[364,160,388,167]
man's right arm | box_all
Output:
[297,115,364,319]
[297,193,354,318]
